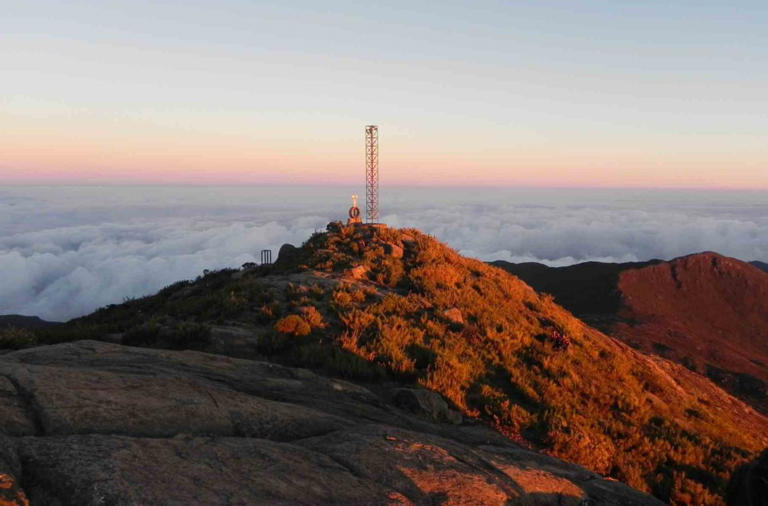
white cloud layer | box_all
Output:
[1,186,766,321]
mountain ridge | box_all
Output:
[0,314,60,329]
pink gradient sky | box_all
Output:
[2,1,766,189]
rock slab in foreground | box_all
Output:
[0,341,663,505]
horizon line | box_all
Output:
[1,182,767,192]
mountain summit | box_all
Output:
[2,223,766,505]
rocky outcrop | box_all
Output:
[0,340,661,505]
[442,307,464,325]
[392,388,462,425]
[383,242,404,259]
[275,243,302,268]
[346,265,369,280]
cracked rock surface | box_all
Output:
[0,341,662,505]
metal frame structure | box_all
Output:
[365,125,379,223]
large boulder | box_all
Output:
[0,341,663,505]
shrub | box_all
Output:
[0,327,38,349]
[309,283,325,300]
[332,289,353,308]
[298,306,325,329]
[274,315,311,336]
[256,302,281,324]
[122,322,210,350]
[121,325,161,347]
[165,323,211,349]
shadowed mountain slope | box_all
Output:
[494,253,768,415]
[752,260,768,274]
[726,448,768,506]
[5,224,768,505]
[489,260,662,318]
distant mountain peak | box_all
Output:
[496,251,768,417]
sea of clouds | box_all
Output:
[1,185,766,321]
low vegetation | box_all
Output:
[6,222,766,505]
[0,327,38,349]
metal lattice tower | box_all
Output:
[365,125,379,223]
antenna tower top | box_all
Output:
[365,125,379,223]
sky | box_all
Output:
[1,186,766,320]
[2,1,766,187]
